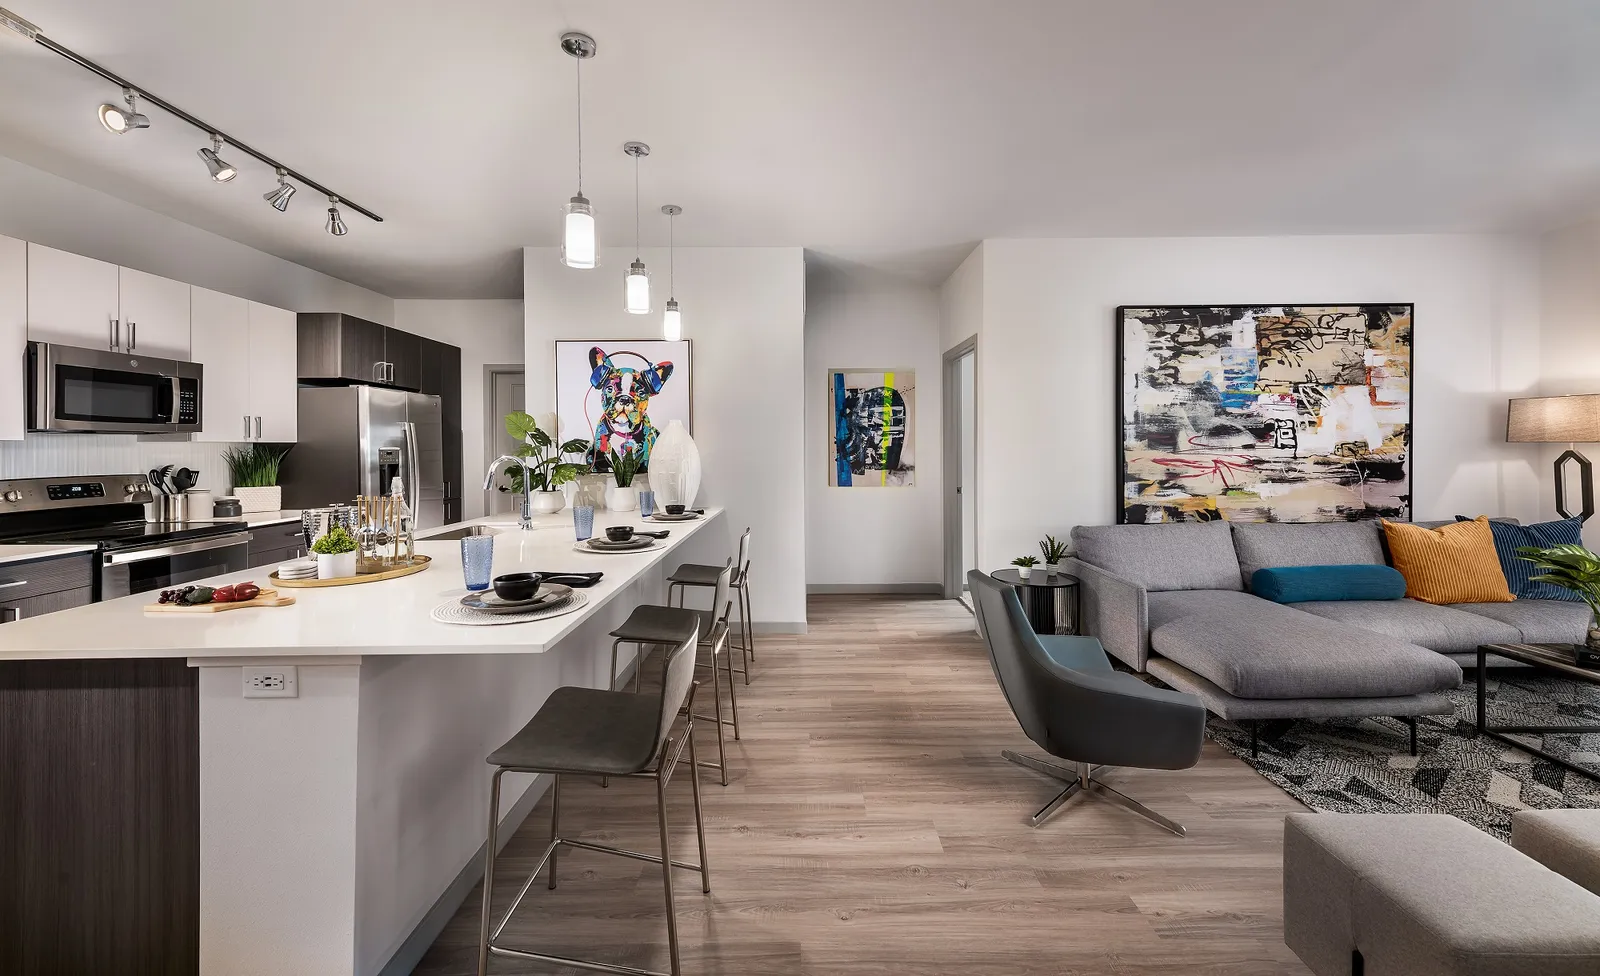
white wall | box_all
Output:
[803,267,943,589]
[972,234,1546,570]
[1538,218,1600,545]
[939,243,983,353]
[523,246,808,628]
[392,299,524,520]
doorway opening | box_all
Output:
[485,367,525,517]
[942,339,977,606]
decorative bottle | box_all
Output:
[389,476,415,564]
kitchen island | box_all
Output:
[0,506,730,976]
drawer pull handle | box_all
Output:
[0,580,29,589]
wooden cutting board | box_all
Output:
[145,588,296,613]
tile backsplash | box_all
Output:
[0,434,246,491]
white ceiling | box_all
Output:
[2,0,1599,297]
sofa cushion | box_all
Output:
[1513,810,1600,899]
[1452,599,1593,645]
[1231,521,1386,588]
[1459,515,1587,602]
[1382,517,1515,605]
[1253,565,1406,604]
[1147,589,1267,630]
[1149,598,1462,700]
[1072,521,1242,592]
[1289,598,1522,653]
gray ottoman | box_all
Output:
[1512,810,1600,898]
[1284,812,1600,976]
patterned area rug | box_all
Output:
[1206,670,1600,838]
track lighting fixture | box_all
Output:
[198,133,236,183]
[560,32,598,269]
[661,205,683,340]
[325,196,348,236]
[623,142,651,314]
[263,168,296,212]
[97,87,149,134]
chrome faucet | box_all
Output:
[484,455,534,529]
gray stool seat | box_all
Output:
[666,562,731,587]
[609,604,700,644]
[488,686,661,775]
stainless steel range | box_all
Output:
[0,474,250,599]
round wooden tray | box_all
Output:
[270,555,432,588]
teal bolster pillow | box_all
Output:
[1251,565,1407,604]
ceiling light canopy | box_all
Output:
[623,142,651,314]
[97,88,148,134]
[560,31,598,269]
[263,168,296,211]
[662,205,683,340]
[325,196,348,236]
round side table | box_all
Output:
[988,568,1080,635]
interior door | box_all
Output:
[487,370,525,517]
[189,287,251,442]
[118,268,191,359]
[249,302,298,442]
[26,244,120,351]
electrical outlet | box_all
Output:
[242,666,298,699]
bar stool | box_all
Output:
[669,527,754,684]
[608,560,740,785]
[477,629,708,976]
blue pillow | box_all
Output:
[1455,515,1585,602]
[1251,565,1407,604]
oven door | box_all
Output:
[28,341,203,434]
[100,532,253,600]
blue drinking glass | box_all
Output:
[460,535,494,591]
[638,490,655,518]
[573,505,595,542]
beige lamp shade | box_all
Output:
[1506,394,1600,443]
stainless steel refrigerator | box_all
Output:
[281,386,446,528]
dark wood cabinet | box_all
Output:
[246,521,306,569]
[419,338,464,512]
[0,552,94,624]
[384,327,422,392]
[297,314,423,391]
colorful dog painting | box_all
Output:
[585,346,675,468]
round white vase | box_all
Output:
[530,490,565,515]
[1017,565,1033,581]
[605,485,639,512]
[649,420,701,509]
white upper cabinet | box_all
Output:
[248,302,298,443]
[0,236,25,441]
[26,244,120,351]
[190,287,251,443]
[118,268,191,359]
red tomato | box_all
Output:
[234,582,261,602]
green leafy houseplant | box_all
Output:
[1012,555,1038,568]
[222,443,291,488]
[608,448,642,488]
[1039,535,1070,564]
[1518,543,1600,647]
[311,525,358,555]
[498,411,590,495]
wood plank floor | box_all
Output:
[415,596,1311,975]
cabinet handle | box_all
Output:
[254,416,262,439]
[387,362,394,383]
[109,317,116,350]
[244,414,252,439]
[1,606,21,623]
[0,579,29,589]
[112,318,121,351]
[129,320,137,351]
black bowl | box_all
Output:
[605,525,635,542]
[665,504,685,515]
[492,572,543,602]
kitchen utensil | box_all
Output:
[158,464,175,494]
[492,572,543,602]
[146,587,295,613]
[634,529,670,539]
[149,469,167,495]
[525,571,604,588]
[605,525,635,542]
[461,535,494,591]
[459,583,573,615]
[172,467,197,493]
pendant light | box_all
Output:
[661,205,683,340]
[623,141,651,314]
[560,32,597,269]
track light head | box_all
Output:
[198,133,236,182]
[263,168,296,212]
[325,196,348,236]
[98,88,149,134]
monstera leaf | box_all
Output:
[497,413,591,493]
[505,410,551,449]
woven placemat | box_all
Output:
[430,590,589,626]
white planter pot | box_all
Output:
[1045,561,1061,576]
[316,550,357,580]
[648,420,701,509]
[234,485,281,514]
[530,490,565,515]
[1016,565,1033,581]
[605,485,639,512]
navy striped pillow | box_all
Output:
[1456,516,1584,601]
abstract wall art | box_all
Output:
[1118,305,1412,523]
[829,369,915,487]
[555,339,692,471]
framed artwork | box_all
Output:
[1117,304,1412,523]
[555,339,692,471]
[829,368,915,487]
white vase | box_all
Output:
[530,490,565,515]
[316,550,357,580]
[1045,561,1061,576]
[1017,565,1033,581]
[649,420,701,509]
[605,485,639,512]
[235,485,281,514]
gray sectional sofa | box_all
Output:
[1067,520,1591,729]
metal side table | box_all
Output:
[988,568,1080,635]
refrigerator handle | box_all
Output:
[403,420,420,514]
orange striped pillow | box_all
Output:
[1380,517,1515,605]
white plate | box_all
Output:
[572,540,658,555]
[430,590,589,626]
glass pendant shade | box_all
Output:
[624,260,651,314]
[662,299,682,340]
[562,195,596,269]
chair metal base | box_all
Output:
[1001,750,1186,836]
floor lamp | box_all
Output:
[1507,394,1600,521]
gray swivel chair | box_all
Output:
[968,570,1207,834]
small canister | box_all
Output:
[184,488,214,520]
[213,496,243,518]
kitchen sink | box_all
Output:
[421,524,503,542]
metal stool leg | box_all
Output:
[656,739,682,976]
[547,773,560,890]
[720,628,741,740]
[477,767,505,976]
[686,717,711,894]
[700,642,729,785]
[743,577,755,663]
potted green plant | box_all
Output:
[222,444,292,514]
[499,411,590,515]
[1012,554,1039,581]
[1039,535,1070,576]
[311,524,359,579]
[1518,543,1600,649]
[604,448,643,512]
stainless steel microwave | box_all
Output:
[27,341,203,434]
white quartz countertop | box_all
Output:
[0,543,100,567]
[0,508,724,661]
